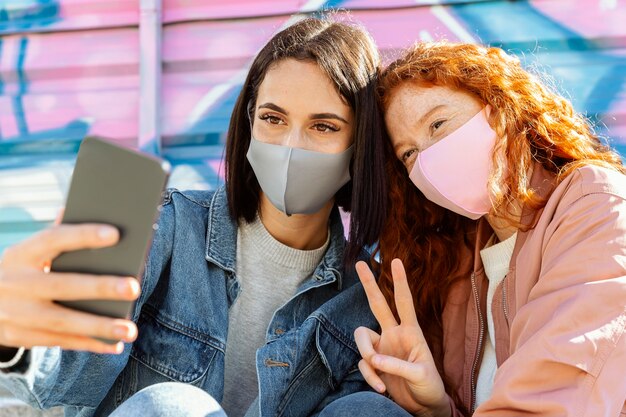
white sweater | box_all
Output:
[221,216,329,417]
[475,232,517,408]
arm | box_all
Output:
[476,191,626,416]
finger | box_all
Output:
[3,224,119,266]
[391,259,419,327]
[354,326,381,361]
[356,261,397,330]
[0,323,125,354]
[2,299,138,343]
[358,359,386,393]
[54,207,65,226]
[371,354,427,383]
[0,272,140,302]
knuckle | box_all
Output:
[40,275,63,298]
[96,277,116,298]
[96,319,115,339]
[1,245,19,262]
[38,227,58,245]
[46,314,70,333]
[0,325,19,346]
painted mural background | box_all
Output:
[0,0,624,255]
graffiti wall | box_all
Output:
[0,0,625,252]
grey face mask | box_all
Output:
[246,137,353,215]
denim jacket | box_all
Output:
[0,187,377,417]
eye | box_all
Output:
[259,114,285,125]
[312,122,339,133]
[430,119,445,134]
[401,148,417,163]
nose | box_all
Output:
[282,127,306,148]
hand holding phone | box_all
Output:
[0,223,139,354]
[51,137,170,323]
[0,137,169,352]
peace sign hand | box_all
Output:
[354,259,451,417]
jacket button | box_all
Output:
[274,328,285,335]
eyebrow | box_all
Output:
[310,112,349,124]
[257,102,349,124]
[392,104,447,153]
[258,102,287,114]
[417,104,446,129]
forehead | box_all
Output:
[257,59,349,111]
[387,85,450,117]
[384,83,480,124]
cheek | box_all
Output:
[405,153,417,175]
[322,127,353,153]
[339,129,354,151]
[253,121,287,145]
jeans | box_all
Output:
[109,382,227,417]
[319,392,412,417]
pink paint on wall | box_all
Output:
[530,0,626,40]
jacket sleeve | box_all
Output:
[0,196,176,410]
[476,189,626,416]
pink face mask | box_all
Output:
[408,106,496,220]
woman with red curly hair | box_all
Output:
[319,42,626,417]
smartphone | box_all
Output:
[51,136,170,333]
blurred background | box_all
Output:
[0,0,624,414]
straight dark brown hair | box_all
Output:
[225,16,387,264]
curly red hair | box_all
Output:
[376,41,624,412]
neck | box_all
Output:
[485,164,535,242]
[258,193,332,250]
[485,214,517,242]
[485,198,522,242]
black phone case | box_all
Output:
[51,137,169,343]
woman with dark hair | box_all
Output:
[321,42,626,416]
[0,17,386,417]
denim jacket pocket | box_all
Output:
[130,305,221,384]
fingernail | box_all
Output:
[108,342,124,354]
[376,384,386,393]
[127,324,137,340]
[127,279,140,297]
[98,227,117,240]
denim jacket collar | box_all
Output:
[204,187,347,290]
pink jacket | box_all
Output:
[443,164,626,416]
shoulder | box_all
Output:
[557,164,626,204]
[541,164,626,220]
